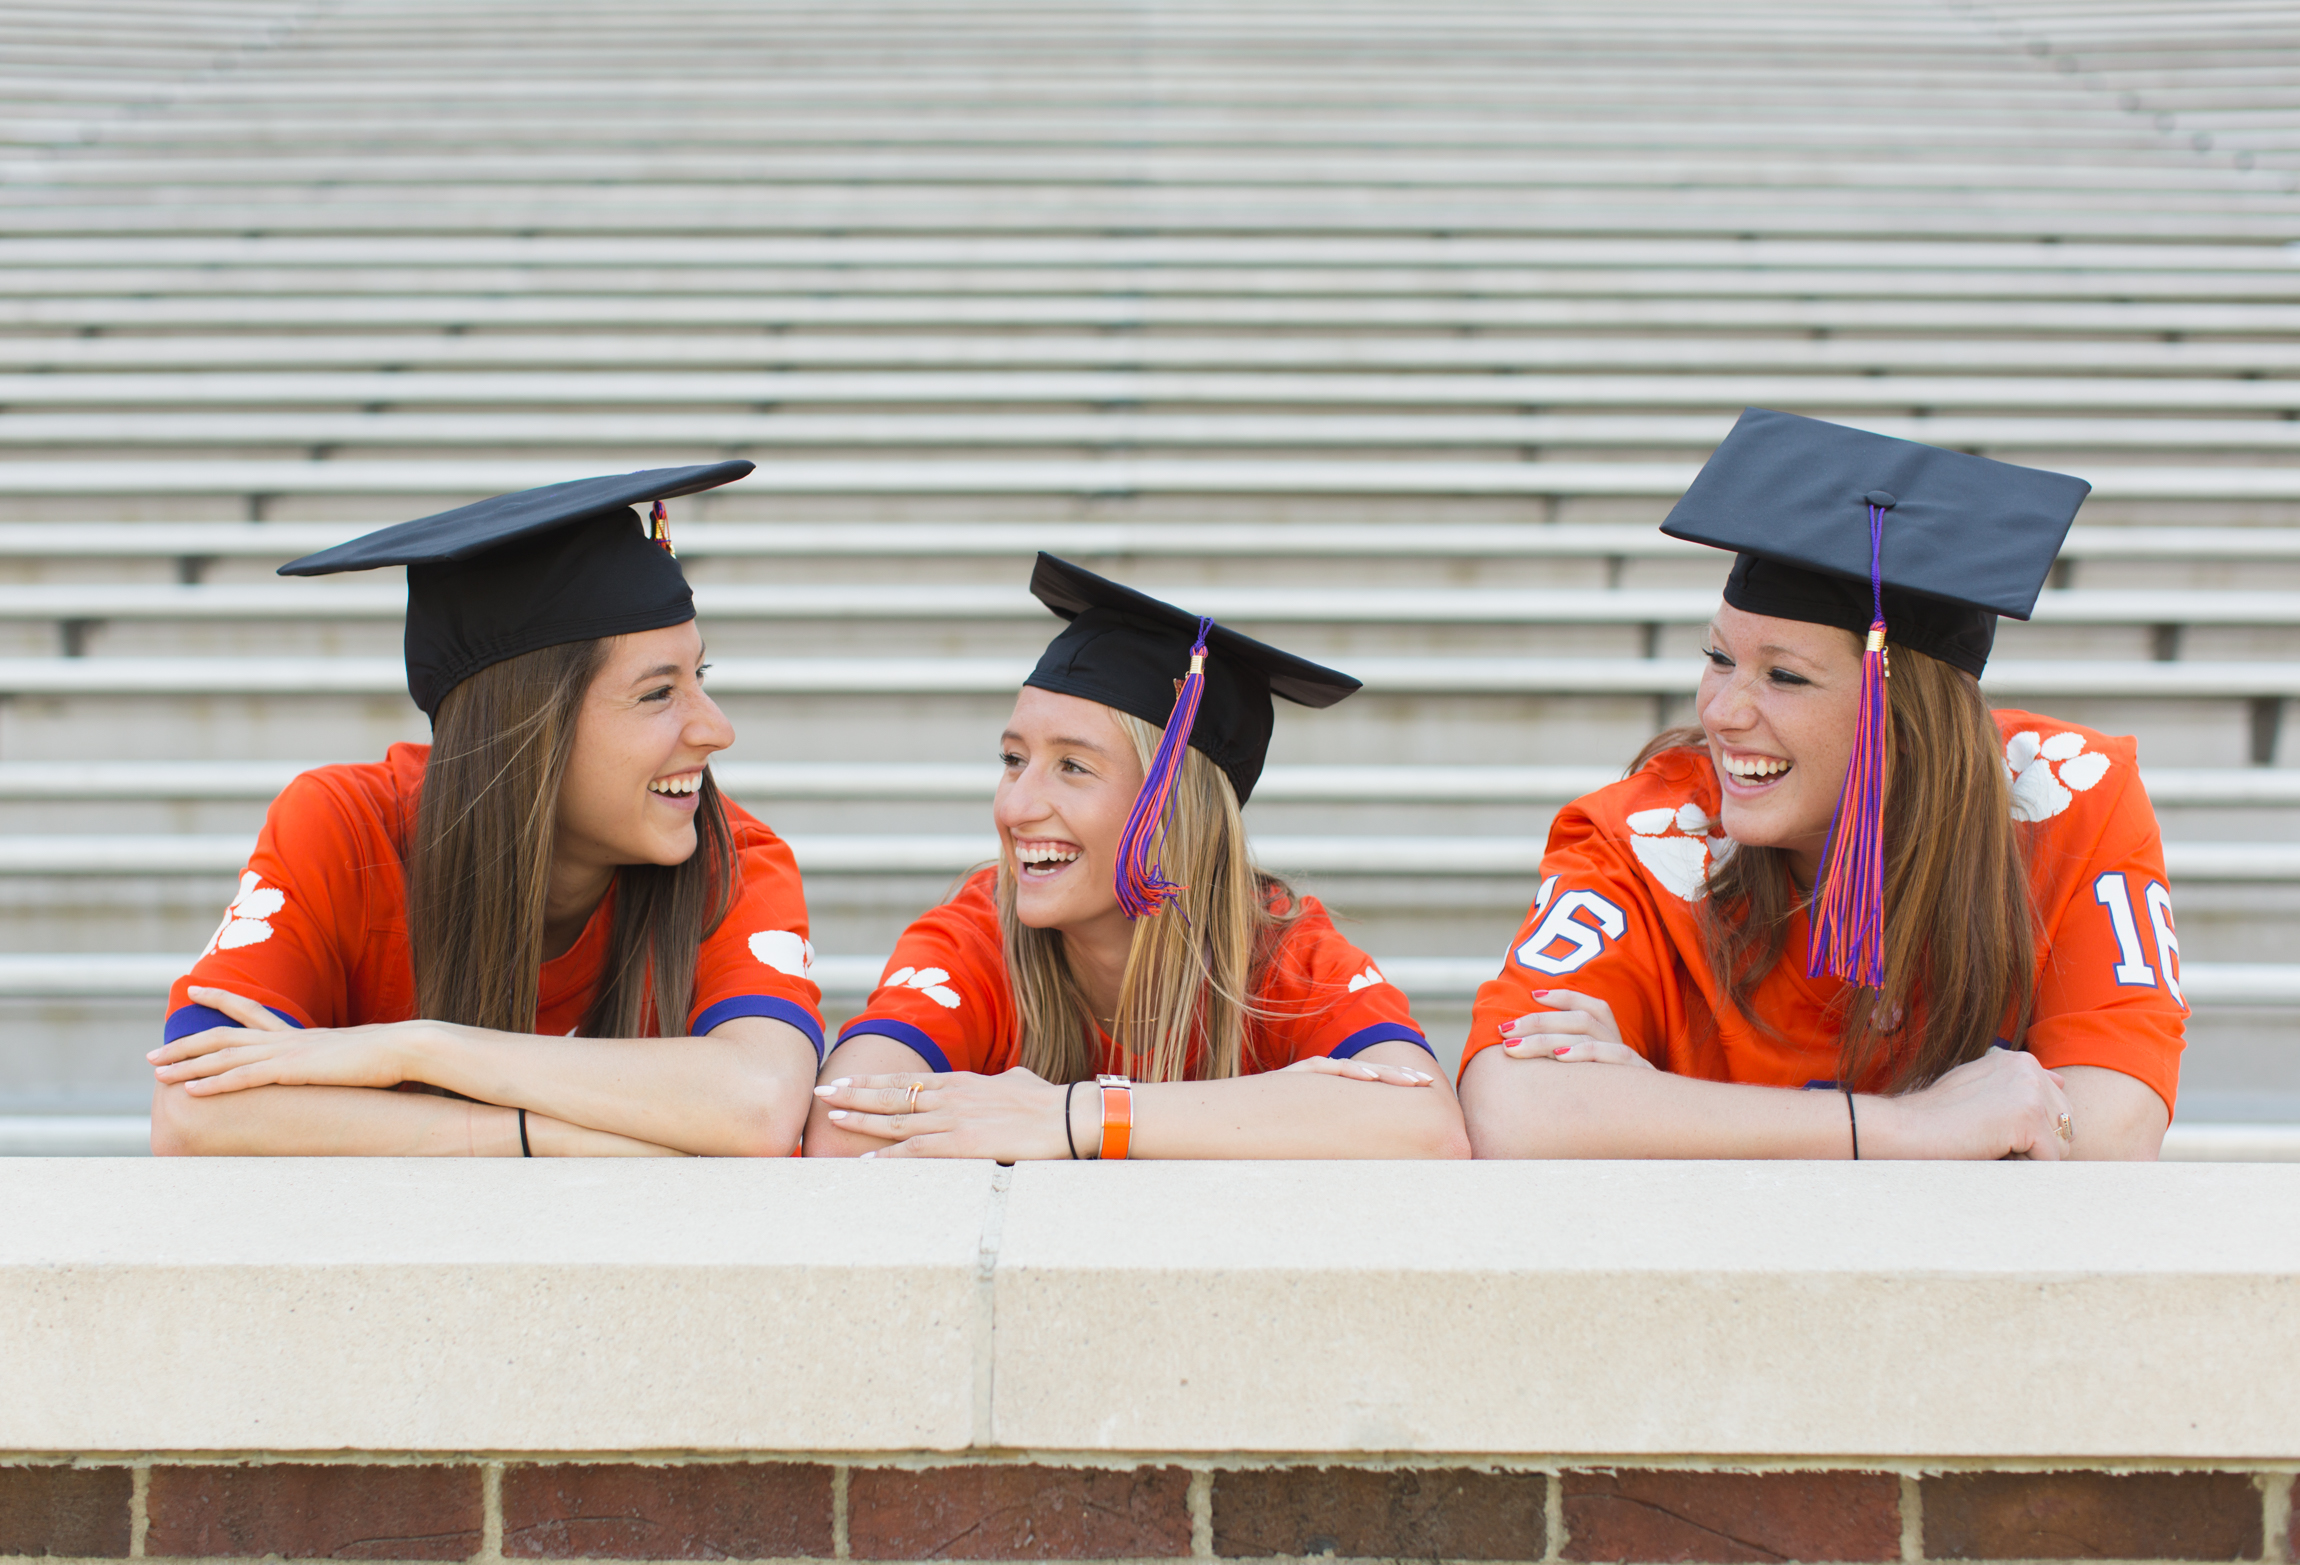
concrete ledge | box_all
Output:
[3,1160,2295,1460]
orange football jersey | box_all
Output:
[164,743,825,1052]
[1465,711,2185,1112]
[838,868,1427,1077]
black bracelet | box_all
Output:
[1062,1081,1081,1160]
[1843,1090,1859,1161]
[518,1107,532,1158]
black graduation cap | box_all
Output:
[279,462,754,717]
[1024,553,1360,807]
[1660,408,2090,676]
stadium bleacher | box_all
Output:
[2,0,2296,1155]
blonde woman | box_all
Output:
[806,556,1469,1160]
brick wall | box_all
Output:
[1,1459,2292,1563]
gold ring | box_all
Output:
[2055,1112,2074,1144]
[906,1082,924,1115]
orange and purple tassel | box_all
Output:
[649,500,676,557]
[1115,615,1214,919]
[1806,502,1892,989]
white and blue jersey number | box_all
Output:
[2091,871,2184,1009]
[1512,877,1629,978]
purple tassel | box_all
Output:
[649,500,676,557]
[1807,503,1892,989]
[1115,615,1214,919]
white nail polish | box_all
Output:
[827,1109,847,1120]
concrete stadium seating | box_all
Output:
[2,0,2296,1144]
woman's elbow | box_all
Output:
[149,1083,227,1156]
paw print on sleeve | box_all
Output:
[200,871,285,958]
[1346,963,1387,993]
[2006,730,2113,823]
[748,929,816,978]
[886,965,961,1010]
[1625,801,1732,901]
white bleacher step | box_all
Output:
[13,300,2300,337]
[0,656,2291,701]
[4,762,2288,808]
[14,412,2300,455]
[9,522,2299,567]
[11,954,2293,1008]
[2,834,2290,884]
[4,582,2297,629]
[4,373,2297,416]
[2,236,2286,272]
[7,1114,2293,1160]
[14,333,2300,376]
[5,458,2299,502]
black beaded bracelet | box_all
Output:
[1062,1080,1081,1160]
[518,1107,533,1158]
[1843,1090,1860,1161]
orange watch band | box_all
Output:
[1095,1073,1133,1161]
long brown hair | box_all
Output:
[1634,638,2036,1091]
[405,637,736,1038]
[995,710,1298,1084]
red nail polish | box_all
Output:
[1553,1046,1571,1055]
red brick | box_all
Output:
[0,1466,131,1558]
[502,1463,832,1560]
[1213,1467,1544,1561]
[1923,1471,2262,1560]
[1563,1470,1900,1563]
[146,1464,480,1560]
[850,1465,1189,1560]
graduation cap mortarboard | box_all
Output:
[1658,409,2091,991]
[1024,553,1360,917]
[279,462,754,717]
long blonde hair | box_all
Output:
[1633,638,2037,1091]
[406,637,736,1038]
[995,710,1299,1083]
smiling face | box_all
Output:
[1698,601,1864,886]
[993,685,1145,940]
[552,621,734,880]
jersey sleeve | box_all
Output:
[690,827,827,1059]
[164,772,369,1040]
[1463,802,1682,1079]
[835,875,1010,1074]
[1249,899,1430,1068]
[2018,735,2187,1115]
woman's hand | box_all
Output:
[1497,989,1651,1067]
[814,1068,1070,1161]
[1280,1055,1438,1086]
[1864,1048,2075,1162]
[149,985,429,1096]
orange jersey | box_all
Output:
[838,868,1428,1077]
[164,743,825,1053]
[1465,711,2186,1112]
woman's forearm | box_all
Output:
[401,1015,816,1157]
[1460,1050,1856,1160]
[151,1082,684,1157]
[151,1081,516,1157]
[1126,1051,1469,1160]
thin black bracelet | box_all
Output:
[1843,1090,1859,1161]
[518,1107,532,1158]
[1062,1081,1081,1160]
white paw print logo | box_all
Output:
[1346,963,1387,993]
[201,872,284,957]
[748,929,815,978]
[1625,801,1733,901]
[886,965,961,1010]
[2006,730,2112,822]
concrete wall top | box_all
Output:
[3,1159,2295,1460]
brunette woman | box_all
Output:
[1461,410,2183,1162]
[149,464,823,1156]
[806,556,1469,1160]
